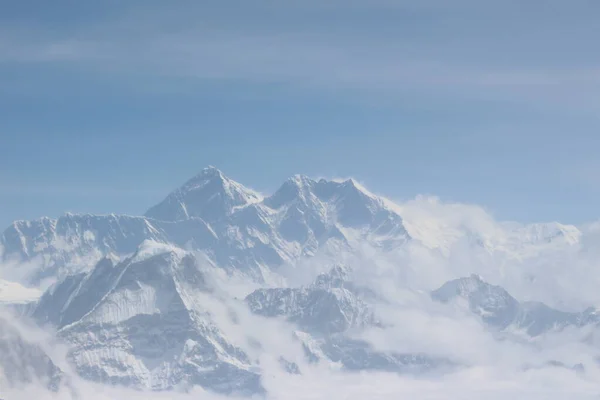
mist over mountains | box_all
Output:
[1,167,600,399]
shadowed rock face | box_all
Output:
[0,315,63,392]
[432,274,600,336]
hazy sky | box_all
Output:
[2,0,600,228]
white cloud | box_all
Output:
[3,205,600,399]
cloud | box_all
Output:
[1,1,600,112]
[3,200,600,399]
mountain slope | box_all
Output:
[145,166,262,223]
[1,167,411,284]
[246,266,449,373]
[32,242,262,395]
[204,174,410,277]
[1,213,217,283]
[246,282,373,335]
[2,167,583,289]
[431,274,600,336]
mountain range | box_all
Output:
[0,167,595,396]
[1,167,412,284]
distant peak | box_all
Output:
[145,167,261,222]
[287,174,314,187]
[263,174,318,209]
[341,178,376,198]
[274,174,317,196]
[201,165,222,176]
[468,273,484,282]
[179,167,239,194]
[188,166,225,183]
[318,177,375,198]
[431,274,503,304]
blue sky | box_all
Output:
[1,0,600,228]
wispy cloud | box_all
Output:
[2,1,600,112]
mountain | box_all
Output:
[431,274,521,329]
[2,168,585,288]
[1,213,217,283]
[145,166,262,223]
[246,266,374,335]
[246,266,449,374]
[397,196,581,258]
[31,242,262,395]
[2,167,597,397]
[262,175,409,249]
[431,274,600,336]
[1,167,410,284]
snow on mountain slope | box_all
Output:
[431,274,600,336]
[2,214,161,262]
[206,174,410,278]
[0,213,217,284]
[0,167,586,292]
[246,279,373,335]
[245,266,450,374]
[1,167,412,284]
[431,274,521,329]
[262,175,409,250]
[145,166,262,223]
[0,174,486,282]
[3,167,600,398]
[32,244,262,395]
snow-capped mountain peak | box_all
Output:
[432,275,600,336]
[145,166,262,223]
[431,274,520,329]
[1,169,413,283]
[263,174,318,210]
[511,222,582,246]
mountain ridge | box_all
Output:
[0,167,584,298]
[30,243,263,394]
[431,274,600,336]
[1,167,412,284]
